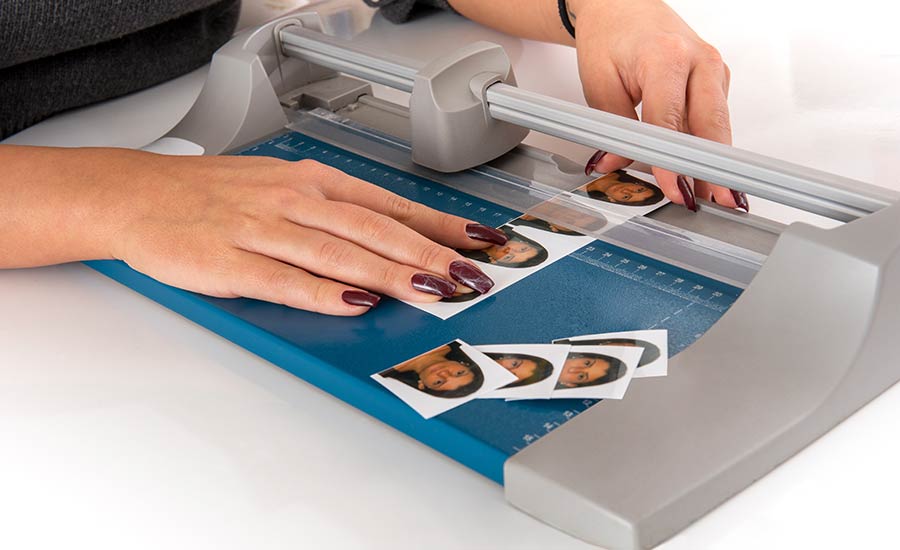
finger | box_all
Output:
[686,57,747,210]
[284,199,480,291]
[240,221,491,301]
[312,166,506,250]
[639,57,693,208]
[227,250,378,316]
[693,179,714,202]
[580,62,639,175]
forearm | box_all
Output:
[447,0,580,45]
[0,145,130,267]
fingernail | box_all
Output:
[342,290,381,308]
[465,223,508,245]
[584,150,607,176]
[411,273,456,298]
[731,190,750,212]
[449,260,495,294]
[677,175,698,212]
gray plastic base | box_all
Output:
[505,199,900,549]
[167,9,345,154]
[278,74,371,111]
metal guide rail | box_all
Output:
[278,25,898,222]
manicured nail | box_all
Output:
[342,290,380,308]
[677,175,698,212]
[448,260,495,294]
[466,223,508,245]
[584,150,608,176]
[731,190,750,212]
[411,273,456,298]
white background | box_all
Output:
[2,1,900,549]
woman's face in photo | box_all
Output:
[417,360,475,392]
[495,356,539,382]
[587,174,659,205]
[573,338,658,367]
[485,238,540,265]
[558,356,611,387]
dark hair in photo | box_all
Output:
[584,170,665,207]
[484,352,554,388]
[557,338,661,368]
[509,216,583,236]
[380,341,485,398]
[441,291,480,303]
[555,352,627,389]
[458,226,549,268]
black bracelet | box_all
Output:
[557,0,576,39]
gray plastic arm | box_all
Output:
[167,12,333,154]
[505,198,900,549]
[409,42,528,172]
[281,28,528,172]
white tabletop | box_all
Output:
[2,2,899,549]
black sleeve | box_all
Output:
[362,0,455,23]
[0,0,240,139]
[0,0,232,70]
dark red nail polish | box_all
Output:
[448,260,495,294]
[411,273,456,298]
[584,150,607,176]
[342,290,380,308]
[731,190,750,212]
[677,175,698,212]
[465,223,508,245]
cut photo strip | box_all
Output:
[373,331,669,418]
[401,171,667,321]
[549,345,644,400]
[371,339,517,419]
[568,169,671,222]
[403,215,599,319]
[475,344,571,400]
[554,329,668,378]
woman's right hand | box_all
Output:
[0,146,506,316]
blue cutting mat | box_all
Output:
[86,130,741,484]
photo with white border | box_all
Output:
[550,345,644,400]
[371,339,516,419]
[475,344,571,400]
[554,330,668,378]
[404,217,598,319]
[569,169,670,221]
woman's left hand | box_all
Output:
[570,0,747,211]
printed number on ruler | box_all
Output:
[572,244,739,313]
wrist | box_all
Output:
[88,148,170,263]
[559,0,614,39]
[558,0,578,38]
[39,147,151,263]
[564,0,601,20]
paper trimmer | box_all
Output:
[86,5,900,549]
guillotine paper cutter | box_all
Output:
[85,6,900,549]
